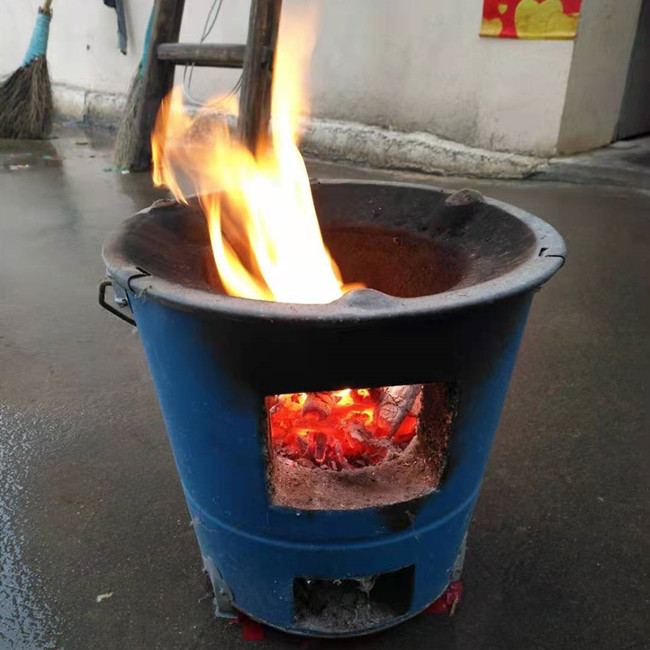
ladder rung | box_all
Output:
[157,43,245,68]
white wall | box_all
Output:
[0,0,247,96]
[0,0,580,155]
[309,0,574,155]
[558,0,643,153]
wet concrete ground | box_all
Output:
[1,129,649,649]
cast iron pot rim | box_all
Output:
[102,179,566,325]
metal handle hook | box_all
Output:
[98,279,136,326]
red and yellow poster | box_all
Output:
[481,0,582,39]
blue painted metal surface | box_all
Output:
[102,180,565,636]
[126,291,532,634]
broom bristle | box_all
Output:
[114,68,144,168]
[0,57,53,139]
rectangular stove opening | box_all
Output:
[293,565,415,633]
[266,383,457,510]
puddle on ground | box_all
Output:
[0,406,60,649]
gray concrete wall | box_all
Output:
[558,0,643,153]
[0,0,577,156]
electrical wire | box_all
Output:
[182,0,242,109]
[183,0,223,99]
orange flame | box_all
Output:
[151,8,360,304]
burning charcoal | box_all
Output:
[350,388,374,404]
[302,392,336,420]
[310,431,328,465]
[295,433,309,454]
[268,385,420,472]
[365,435,413,466]
[374,385,422,437]
[346,421,371,444]
[330,440,352,471]
[412,390,423,417]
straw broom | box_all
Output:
[0,0,54,139]
[114,6,155,168]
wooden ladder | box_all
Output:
[131,0,282,171]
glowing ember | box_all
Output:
[150,7,362,304]
[268,386,423,471]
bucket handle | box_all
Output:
[98,279,136,326]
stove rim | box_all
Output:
[102,178,565,325]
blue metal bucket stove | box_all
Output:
[100,180,564,636]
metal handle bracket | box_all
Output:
[98,279,136,326]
